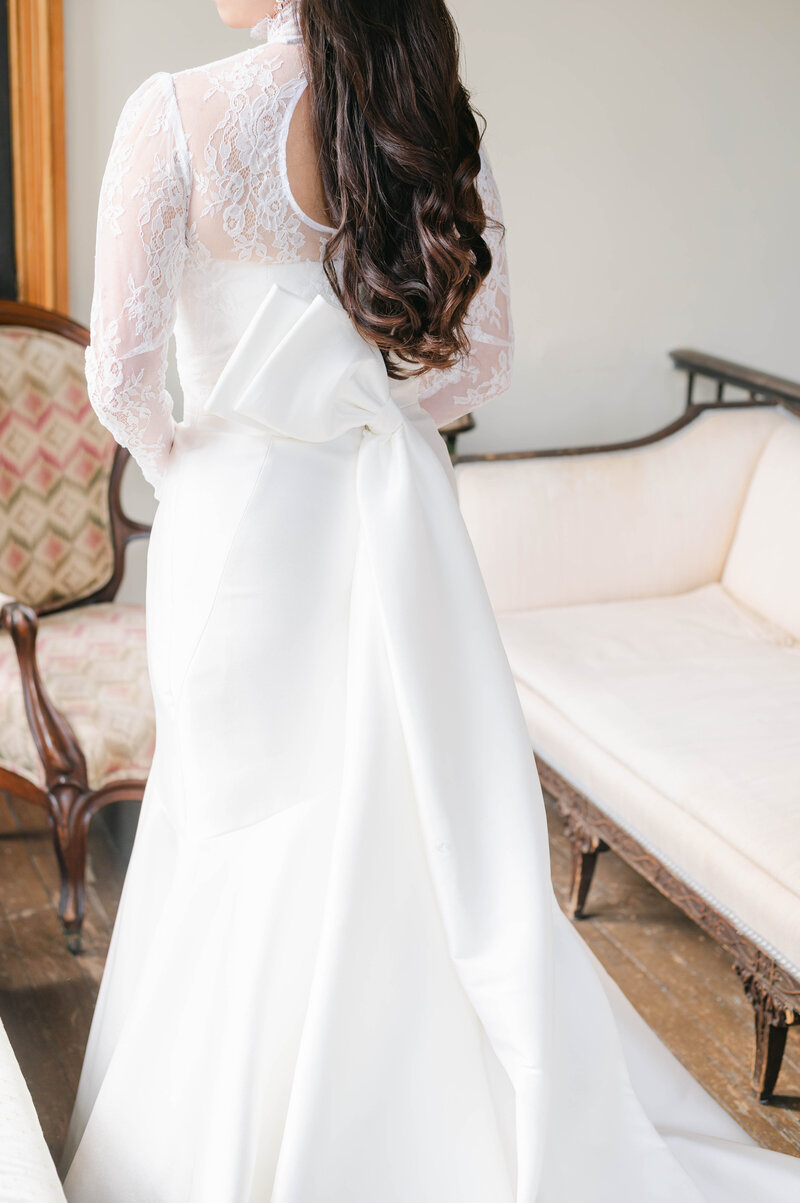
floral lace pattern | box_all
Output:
[86,71,191,496]
[185,53,320,264]
[85,34,513,494]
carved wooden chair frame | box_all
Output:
[0,300,152,952]
[455,367,800,1102]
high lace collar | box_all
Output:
[251,1,302,46]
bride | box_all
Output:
[59,0,799,1199]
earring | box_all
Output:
[273,0,286,13]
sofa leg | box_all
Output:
[736,968,797,1102]
[564,816,608,919]
[754,1014,788,1104]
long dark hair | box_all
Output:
[298,0,502,380]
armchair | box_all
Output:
[0,301,154,952]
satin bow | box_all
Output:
[201,283,416,442]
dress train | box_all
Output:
[60,284,800,1201]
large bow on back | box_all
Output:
[201,282,414,441]
[202,283,555,1201]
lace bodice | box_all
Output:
[85,9,514,496]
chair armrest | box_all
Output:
[0,602,88,794]
[453,404,782,613]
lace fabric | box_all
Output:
[85,71,191,494]
[180,51,327,263]
[86,29,514,494]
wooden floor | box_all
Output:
[1,787,799,1170]
[543,799,800,1157]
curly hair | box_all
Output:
[297,0,503,380]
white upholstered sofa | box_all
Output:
[455,400,800,1101]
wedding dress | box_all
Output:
[59,6,800,1200]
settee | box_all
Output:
[455,398,800,1100]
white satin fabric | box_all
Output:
[59,278,800,1200]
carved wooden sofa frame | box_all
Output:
[455,360,800,1102]
[0,301,152,952]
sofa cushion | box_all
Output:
[456,406,782,614]
[498,584,800,974]
[0,602,154,790]
[722,412,800,641]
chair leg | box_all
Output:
[47,785,95,955]
[564,815,608,919]
[737,968,796,1102]
[1,603,96,953]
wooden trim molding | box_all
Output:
[453,399,800,468]
[7,0,68,310]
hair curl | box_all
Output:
[298,0,502,380]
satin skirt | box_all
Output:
[59,289,800,1201]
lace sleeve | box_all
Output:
[85,71,192,499]
[417,145,514,429]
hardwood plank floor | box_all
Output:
[0,793,126,1164]
[543,799,800,1156]
[0,787,798,1170]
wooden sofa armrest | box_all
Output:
[0,602,88,797]
[670,349,800,411]
[452,402,785,614]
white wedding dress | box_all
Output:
[60,6,800,1201]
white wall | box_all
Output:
[65,1,242,322]
[452,0,800,454]
[64,1,800,598]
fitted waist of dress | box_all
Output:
[182,382,424,444]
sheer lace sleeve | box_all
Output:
[417,145,514,429]
[85,71,192,498]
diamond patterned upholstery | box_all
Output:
[0,603,154,789]
[0,327,117,609]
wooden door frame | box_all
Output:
[7,0,68,311]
